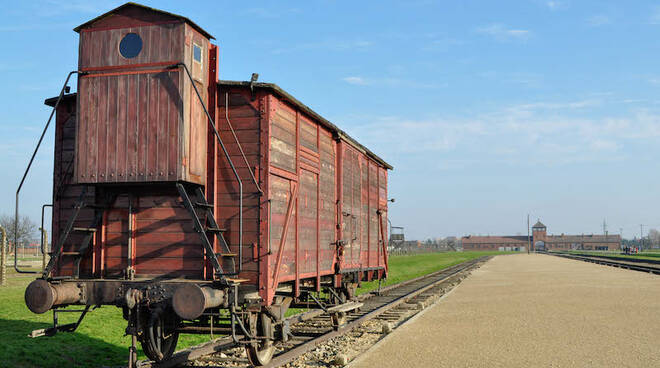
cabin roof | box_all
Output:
[219,80,392,170]
[73,2,214,40]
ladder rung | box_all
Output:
[194,202,214,208]
[216,253,237,257]
[61,251,82,256]
[73,227,96,233]
[206,227,226,232]
[85,204,107,209]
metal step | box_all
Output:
[194,202,214,209]
[61,251,82,256]
[215,253,237,257]
[205,227,226,232]
[73,227,96,233]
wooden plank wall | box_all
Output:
[216,92,263,283]
[76,71,182,184]
[341,143,387,270]
[79,23,183,70]
[52,103,96,277]
[318,130,336,272]
[268,99,298,279]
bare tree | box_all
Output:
[649,228,660,249]
[0,214,37,251]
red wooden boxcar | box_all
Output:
[24,3,391,365]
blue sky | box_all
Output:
[1,0,660,240]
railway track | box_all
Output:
[137,256,491,368]
[548,252,660,274]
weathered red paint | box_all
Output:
[46,3,390,307]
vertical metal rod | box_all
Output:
[225,92,262,194]
[42,230,48,272]
[0,225,6,286]
[128,194,133,278]
[41,204,52,272]
[15,71,80,274]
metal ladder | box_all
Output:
[177,183,237,277]
[43,188,115,279]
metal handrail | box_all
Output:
[14,71,81,274]
[224,92,263,194]
[173,63,245,273]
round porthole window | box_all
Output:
[119,33,142,59]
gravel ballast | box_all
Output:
[352,253,660,368]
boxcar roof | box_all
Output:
[218,80,393,170]
[73,2,214,40]
[45,81,393,170]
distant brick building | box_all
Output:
[461,220,621,251]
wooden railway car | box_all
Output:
[23,3,391,366]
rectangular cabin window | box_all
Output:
[192,42,203,82]
[193,43,202,63]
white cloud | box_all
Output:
[650,6,660,24]
[242,7,301,18]
[422,36,464,52]
[507,99,601,112]
[344,99,660,168]
[587,15,611,26]
[545,1,569,11]
[475,24,531,41]
[341,76,445,89]
[342,76,369,86]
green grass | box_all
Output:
[0,251,512,367]
[0,278,211,368]
[358,250,511,294]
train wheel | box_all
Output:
[245,312,275,366]
[141,310,180,362]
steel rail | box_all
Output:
[552,251,660,265]
[136,336,236,368]
[135,256,490,368]
[261,256,491,368]
[549,252,660,274]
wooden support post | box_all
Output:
[1,225,6,286]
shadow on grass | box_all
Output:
[0,318,127,368]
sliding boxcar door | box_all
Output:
[298,169,318,277]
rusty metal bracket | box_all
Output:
[29,305,91,338]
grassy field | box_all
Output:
[0,251,510,367]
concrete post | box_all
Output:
[1,225,6,286]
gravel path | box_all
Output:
[352,253,660,368]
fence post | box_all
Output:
[1,225,6,286]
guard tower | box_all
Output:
[532,220,547,251]
[73,3,213,184]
